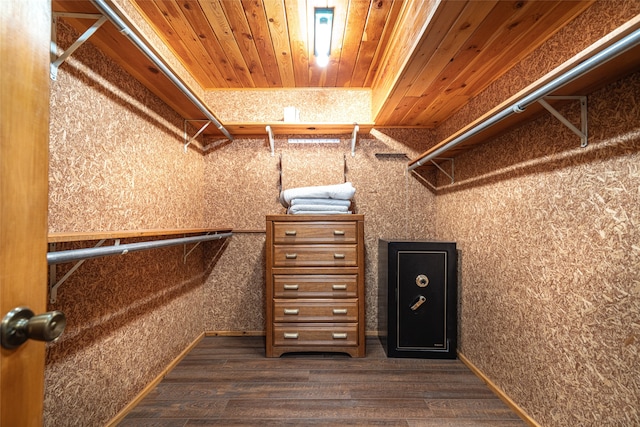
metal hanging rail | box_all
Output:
[89,0,233,142]
[407,27,640,172]
[47,232,233,265]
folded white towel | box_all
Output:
[290,198,352,207]
[288,210,352,215]
[288,204,349,213]
[280,182,356,208]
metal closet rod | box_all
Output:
[89,0,233,142]
[47,232,233,265]
[408,28,640,172]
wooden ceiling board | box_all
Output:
[372,0,469,124]
[284,0,310,87]
[350,0,395,87]
[195,0,257,87]
[132,0,225,87]
[441,0,593,100]
[370,0,440,117]
[264,0,296,87]
[219,0,272,87]
[414,0,594,128]
[241,0,283,87]
[335,1,369,87]
[400,1,532,127]
[374,0,594,127]
[362,0,403,88]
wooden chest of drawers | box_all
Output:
[266,214,365,357]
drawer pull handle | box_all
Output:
[285,230,297,236]
[333,253,345,259]
[333,309,348,315]
[283,332,299,339]
[333,230,345,235]
[332,333,348,339]
[332,284,347,290]
[284,309,299,315]
[285,253,297,259]
[283,284,299,290]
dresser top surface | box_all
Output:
[267,214,364,222]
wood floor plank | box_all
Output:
[119,337,526,426]
[185,420,410,426]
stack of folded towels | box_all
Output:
[279,182,356,215]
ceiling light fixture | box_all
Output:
[314,7,334,67]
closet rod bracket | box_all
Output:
[48,239,107,304]
[184,120,211,152]
[50,13,107,81]
[538,96,588,147]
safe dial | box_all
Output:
[416,274,429,288]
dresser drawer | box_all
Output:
[273,299,358,323]
[273,323,359,347]
[273,244,357,267]
[273,222,357,244]
[273,274,358,298]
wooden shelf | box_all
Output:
[224,122,374,137]
[48,227,233,243]
[409,17,640,170]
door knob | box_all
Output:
[1,307,66,349]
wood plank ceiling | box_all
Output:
[52,0,596,130]
[131,0,402,89]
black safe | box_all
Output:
[378,240,457,359]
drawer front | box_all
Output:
[273,324,358,347]
[273,274,358,298]
[273,244,357,267]
[273,299,358,323]
[273,222,357,244]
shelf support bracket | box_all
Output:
[538,96,588,147]
[50,13,107,81]
[183,233,210,263]
[184,120,211,152]
[49,239,106,304]
[351,124,359,157]
[431,158,455,184]
[411,170,437,192]
[266,125,275,156]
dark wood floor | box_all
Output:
[119,336,526,426]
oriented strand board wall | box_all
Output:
[46,20,215,426]
[432,3,639,426]
[202,132,437,333]
[437,69,640,427]
[205,89,371,123]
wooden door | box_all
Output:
[1,0,51,425]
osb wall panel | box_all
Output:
[49,20,205,232]
[46,21,217,426]
[436,0,640,142]
[44,242,220,427]
[203,133,436,332]
[436,71,639,426]
[203,234,266,333]
[204,89,371,123]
